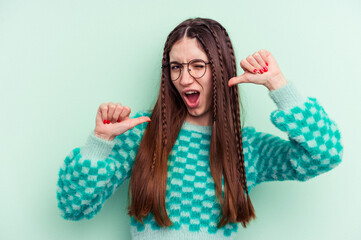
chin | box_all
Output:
[188,109,206,117]
[187,107,201,114]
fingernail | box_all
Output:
[117,119,121,122]
[103,119,107,124]
[253,69,257,73]
[259,69,264,73]
[266,62,268,66]
[107,120,110,124]
[147,119,151,122]
[263,67,268,72]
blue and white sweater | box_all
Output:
[56,82,343,240]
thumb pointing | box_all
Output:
[228,74,248,87]
[126,116,151,130]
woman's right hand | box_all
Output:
[94,102,151,141]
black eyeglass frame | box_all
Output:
[162,59,211,81]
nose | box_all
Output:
[179,67,195,85]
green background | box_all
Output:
[0,0,360,239]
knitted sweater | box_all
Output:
[56,82,343,240]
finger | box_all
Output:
[112,103,124,123]
[240,59,257,74]
[228,74,249,87]
[100,103,109,124]
[259,49,271,67]
[96,105,104,124]
[259,49,273,66]
[107,102,116,123]
[125,116,151,130]
[259,49,271,58]
[118,106,131,122]
[246,55,263,73]
[253,52,267,69]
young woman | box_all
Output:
[57,17,343,239]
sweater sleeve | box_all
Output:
[56,110,151,221]
[242,82,343,187]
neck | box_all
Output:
[185,112,212,126]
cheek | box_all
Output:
[204,75,213,99]
[206,87,213,101]
[203,84,213,103]
[172,82,181,94]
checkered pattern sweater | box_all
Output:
[56,81,343,240]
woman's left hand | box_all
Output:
[228,49,288,91]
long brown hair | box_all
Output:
[127,17,256,229]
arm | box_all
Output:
[243,82,343,187]
[56,110,151,221]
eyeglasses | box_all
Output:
[162,59,210,81]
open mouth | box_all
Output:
[184,91,200,108]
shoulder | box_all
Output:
[241,126,265,147]
[240,126,258,150]
[241,126,256,138]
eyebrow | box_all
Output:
[169,59,206,64]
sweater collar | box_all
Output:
[182,121,212,135]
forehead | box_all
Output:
[169,37,208,62]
